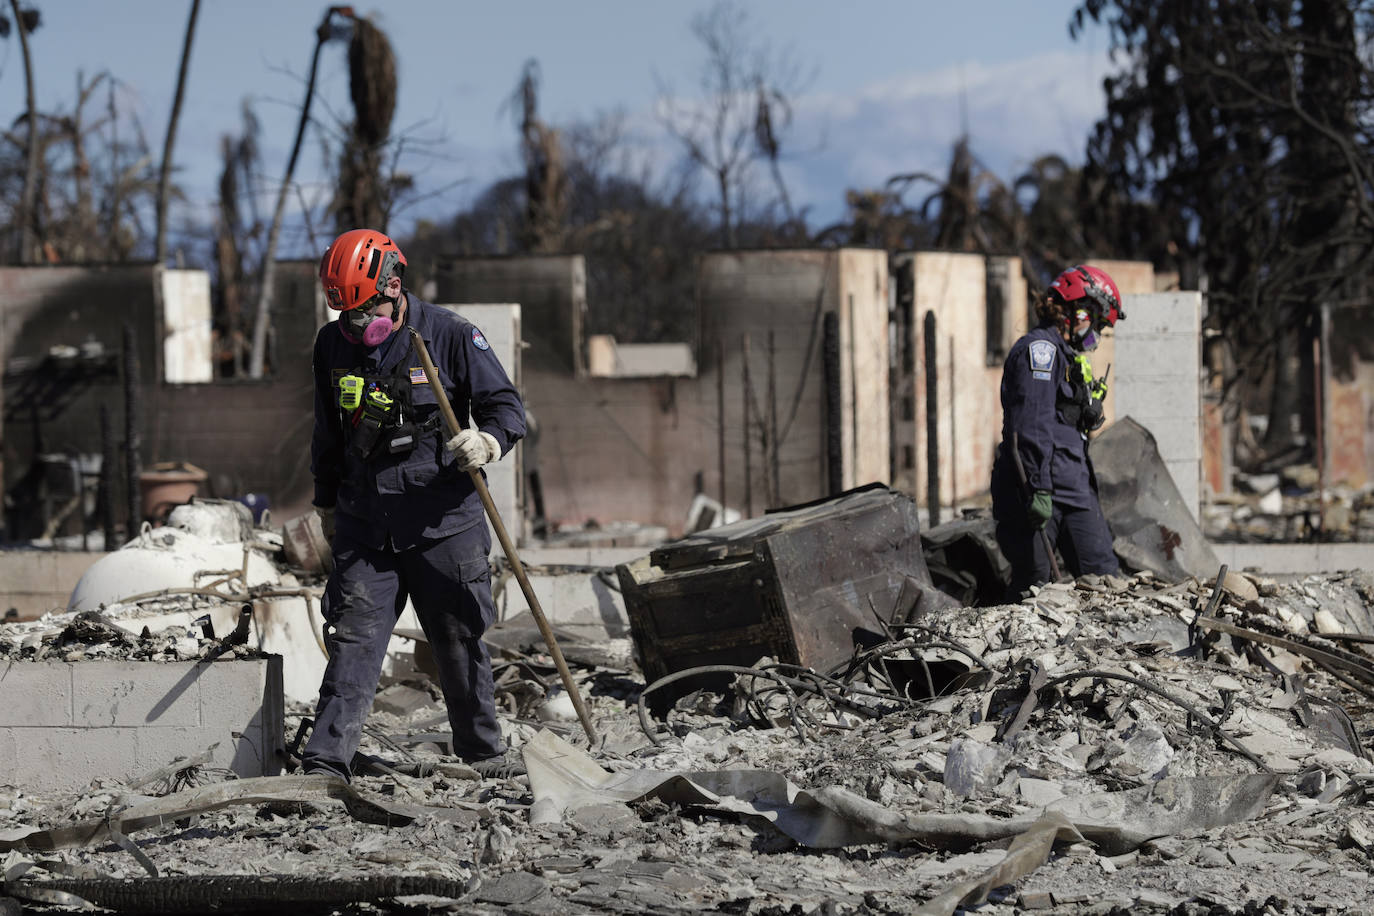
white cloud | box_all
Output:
[778,49,1115,224]
[405,49,1115,237]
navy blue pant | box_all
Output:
[991,459,1119,600]
[302,522,503,780]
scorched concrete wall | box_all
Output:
[701,249,890,513]
[435,249,888,534]
[1326,304,1374,488]
[435,256,585,376]
[1,262,324,536]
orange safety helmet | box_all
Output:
[319,229,407,312]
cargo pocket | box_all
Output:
[459,554,497,634]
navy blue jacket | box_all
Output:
[997,324,1095,509]
[310,294,526,550]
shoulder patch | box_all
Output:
[471,327,489,351]
[1028,339,1055,381]
[409,367,427,385]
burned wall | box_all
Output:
[2,262,324,540]
[436,249,888,536]
[1326,303,1374,488]
[699,249,890,513]
[152,260,321,520]
[2,265,161,539]
[434,255,585,376]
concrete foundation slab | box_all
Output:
[1208,543,1373,576]
[0,656,284,793]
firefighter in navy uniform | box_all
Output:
[303,228,527,780]
[990,264,1124,599]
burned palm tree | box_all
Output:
[214,104,259,377]
[331,14,396,232]
[509,60,567,254]
[5,0,40,263]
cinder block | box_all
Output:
[1,657,283,794]
[0,726,140,793]
[0,661,74,726]
[74,661,203,727]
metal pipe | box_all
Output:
[716,336,726,509]
[742,332,753,517]
[923,310,940,526]
[823,311,842,494]
[100,404,117,549]
[767,329,779,507]
[123,323,141,535]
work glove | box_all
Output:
[1027,490,1053,529]
[314,505,335,541]
[445,429,501,471]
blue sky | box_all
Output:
[0,1,1112,255]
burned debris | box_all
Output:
[0,486,1371,914]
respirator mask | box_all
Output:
[340,297,395,348]
[1071,309,1100,352]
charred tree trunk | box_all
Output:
[10,0,39,264]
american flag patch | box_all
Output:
[409,367,427,384]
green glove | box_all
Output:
[1028,490,1053,529]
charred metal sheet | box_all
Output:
[1093,417,1220,581]
[919,513,1010,607]
[617,485,932,702]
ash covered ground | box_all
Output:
[2,570,1373,915]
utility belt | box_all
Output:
[338,367,440,460]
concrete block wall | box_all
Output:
[1082,259,1160,430]
[0,656,285,793]
[0,550,110,620]
[1112,291,1204,521]
[434,256,585,376]
[836,249,892,490]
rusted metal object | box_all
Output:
[618,484,934,705]
[281,511,333,574]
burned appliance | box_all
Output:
[618,484,934,705]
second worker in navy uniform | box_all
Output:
[990,264,1125,599]
[303,228,527,780]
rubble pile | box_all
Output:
[1,568,1371,913]
[0,609,254,664]
[1202,468,1374,543]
